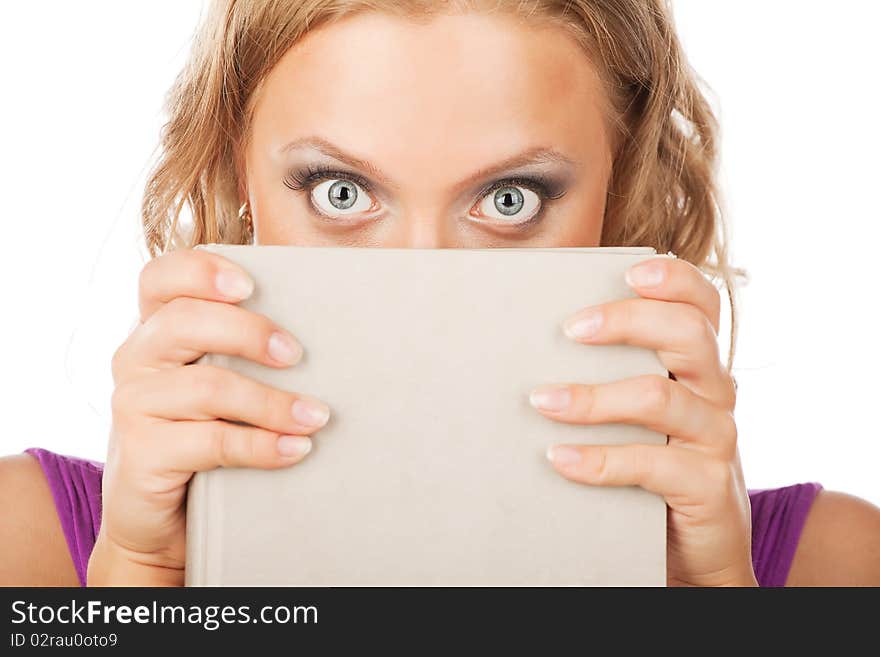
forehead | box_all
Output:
[250,11,611,179]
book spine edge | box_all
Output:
[184,351,227,586]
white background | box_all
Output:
[1,1,878,505]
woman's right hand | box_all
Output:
[87,248,331,586]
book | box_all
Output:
[185,244,671,586]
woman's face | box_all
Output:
[243,11,614,248]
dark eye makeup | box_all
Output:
[282,163,569,229]
[283,163,375,195]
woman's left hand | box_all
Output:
[531,255,756,587]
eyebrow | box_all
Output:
[278,136,578,193]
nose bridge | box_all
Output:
[387,197,451,248]
[382,161,460,248]
[402,214,446,248]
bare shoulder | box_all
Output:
[0,453,80,586]
[787,489,880,586]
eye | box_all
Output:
[472,184,542,226]
[311,178,374,217]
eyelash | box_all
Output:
[284,163,375,195]
[473,176,566,229]
[282,164,567,228]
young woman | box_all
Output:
[3,0,879,587]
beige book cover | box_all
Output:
[185,244,671,586]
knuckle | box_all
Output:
[591,446,611,484]
[722,374,738,411]
[639,375,672,415]
[162,295,201,325]
[244,427,262,463]
[707,458,733,495]
[110,381,135,418]
[719,411,738,450]
[137,256,158,295]
[108,397,148,461]
[187,365,224,403]
[628,446,648,485]
[683,306,713,343]
[209,422,260,467]
[147,296,202,346]
[618,299,635,331]
[110,343,128,383]
[575,385,597,422]
[110,342,125,368]
[113,422,147,464]
[208,422,234,467]
[257,384,279,426]
[107,429,132,472]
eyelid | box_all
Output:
[284,164,376,194]
[285,166,566,227]
[469,174,566,228]
[330,169,374,193]
[468,180,547,231]
[283,165,382,223]
[474,174,565,202]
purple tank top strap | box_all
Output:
[25,447,104,587]
[748,481,823,587]
[24,447,823,587]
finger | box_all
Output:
[113,364,331,436]
[138,248,256,322]
[623,256,722,335]
[151,419,314,473]
[529,375,736,457]
[112,296,303,384]
[562,297,735,409]
[545,441,729,505]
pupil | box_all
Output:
[494,186,523,216]
[329,180,357,210]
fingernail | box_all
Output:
[268,331,303,365]
[215,268,255,300]
[625,262,664,288]
[563,308,602,340]
[277,435,312,458]
[546,445,582,467]
[291,397,330,427]
[529,385,571,412]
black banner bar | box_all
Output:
[0,586,868,650]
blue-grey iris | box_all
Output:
[494,186,524,216]
[328,180,357,210]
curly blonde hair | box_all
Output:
[142,0,746,369]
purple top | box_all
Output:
[24,447,823,587]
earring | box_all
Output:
[237,201,253,238]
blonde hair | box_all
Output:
[142,0,747,370]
